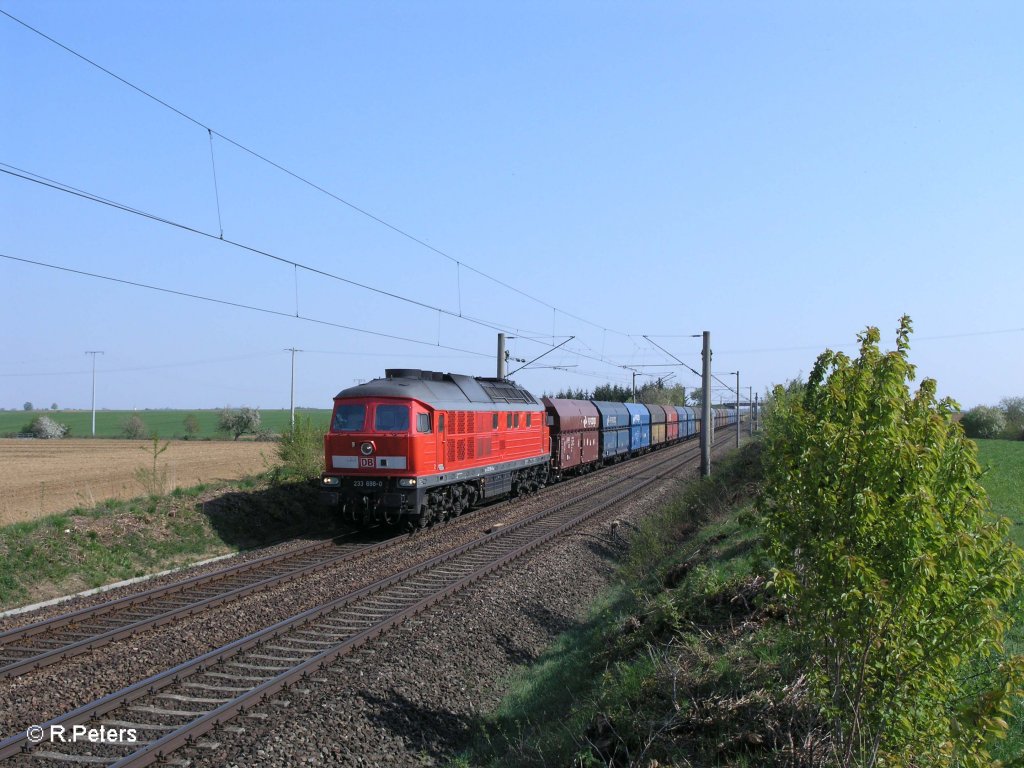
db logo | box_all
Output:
[359,457,375,468]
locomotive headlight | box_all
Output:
[360,442,374,456]
[398,478,417,487]
[322,476,340,487]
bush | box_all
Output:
[28,416,68,439]
[121,414,147,440]
[182,414,200,439]
[1000,396,1024,440]
[218,406,261,440]
[275,415,325,481]
[960,405,1006,439]
[759,316,1023,767]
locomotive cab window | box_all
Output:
[514,413,520,428]
[332,404,365,432]
[438,414,445,432]
[526,413,532,427]
[374,404,409,432]
[506,413,512,428]
[416,413,431,433]
[492,413,498,430]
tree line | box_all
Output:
[961,397,1024,440]
[546,380,704,406]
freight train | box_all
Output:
[320,368,737,527]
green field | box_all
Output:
[0,408,332,440]
[972,439,1024,763]
[977,439,1024,547]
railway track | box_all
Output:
[0,431,705,683]
[0,441,702,767]
[0,531,395,681]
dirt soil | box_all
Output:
[0,439,280,525]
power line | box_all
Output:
[0,253,492,359]
[0,8,632,340]
[0,164,659,380]
[0,163,507,335]
[3,161,654,379]
[0,351,285,377]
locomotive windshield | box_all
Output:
[374,404,410,432]
[332,404,365,432]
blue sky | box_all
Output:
[2,1,1021,411]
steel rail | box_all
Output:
[0,537,338,646]
[0,442,700,765]
[0,534,396,680]
[0,433,700,682]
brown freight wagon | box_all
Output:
[542,397,600,478]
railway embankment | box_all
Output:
[458,440,780,767]
[463,437,1024,767]
[0,475,328,613]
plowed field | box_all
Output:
[0,439,280,525]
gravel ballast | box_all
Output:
[1,438,739,767]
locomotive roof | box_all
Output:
[333,369,541,411]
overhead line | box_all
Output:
[1,8,631,340]
[1,163,518,338]
[1,165,651,379]
[0,253,492,359]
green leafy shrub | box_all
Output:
[274,415,325,481]
[759,316,1024,767]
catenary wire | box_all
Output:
[0,253,492,359]
[0,8,630,340]
[0,163,656,379]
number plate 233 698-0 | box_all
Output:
[352,480,383,488]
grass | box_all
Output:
[0,408,332,440]
[976,438,1024,763]
[461,443,787,767]
[462,438,1024,767]
[0,472,333,610]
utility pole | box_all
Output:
[748,386,753,436]
[497,333,506,379]
[735,371,741,448]
[632,370,637,402]
[700,331,711,477]
[754,392,759,432]
[85,351,103,436]
[284,348,302,428]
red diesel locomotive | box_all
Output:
[320,369,550,527]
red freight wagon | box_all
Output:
[542,397,600,478]
[321,369,549,527]
[663,405,679,442]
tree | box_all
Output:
[50,403,58,411]
[28,416,68,439]
[182,414,201,440]
[121,414,147,440]
[999,396,1024,439]
[759,316,1023,767]
[218,406,261,440]
[135,435,169,496]
[960,405,1005,439]
[23,402,33,411]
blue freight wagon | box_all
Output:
[622,402,651,451]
